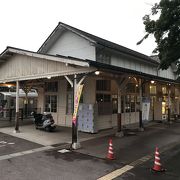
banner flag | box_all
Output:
[72,84,84,125]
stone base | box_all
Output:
[71,142,81,150]
[13,129,20,133]
[115,131,124,137]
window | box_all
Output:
[96,53,111,64]
[162,87,167,94]
[96,93,111,102]
[121,95,136,113]
[67,91,73,114]
[45,95,57,113]
[112,95,118,114]
[66,83,83,114]
[45,82,58,92]
[126,83,139,93]
[150,85,156,94]
[96,80,111,91]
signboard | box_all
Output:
[142,97,150,122]
[72,84,84,125]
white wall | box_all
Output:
[47,31,96,61]
[158,67,176,80]
[110,54,157,76]
[110,53,176,80]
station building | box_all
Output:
[0,22,179,133]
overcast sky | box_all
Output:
[0,0,159,56]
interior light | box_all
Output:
[47,76,51,79]
[95,71,100,75]
[151,80,155,84]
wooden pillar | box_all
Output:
[117,88,122,132]
[14,80,20,133]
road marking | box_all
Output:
[130,154,152,166]
[0,145,6,148]
[0,146,54,161]
[97,165,134,180]
[148,127,166,130]
[58,149,70,153]
[8,142,15,145]
[97,141,180,180]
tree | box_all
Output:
[137,0,180,72]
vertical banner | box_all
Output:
[72,84,84,125]
[142,97,150,122]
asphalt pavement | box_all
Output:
[0,121,180,179]
[115,143,180,180]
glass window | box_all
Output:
[162,87,167,94]
[96,93,111,102]
[126,83,139,93]
[66,92,73,114]
[45,95,57,113]
[45,82,58,92]
[112,97,118,114]
[122,95,136,113]
[66,83,83,114]
[96,80,111,91]
[150,85,156,94]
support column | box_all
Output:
[14,80,20,133]
[71,74,81,149]
[139,79,144,131]
[116,87,124,137]
[65,74,85,149]
[168,86,171,123]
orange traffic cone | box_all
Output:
[152,147,165,172]
[107,138,115,160]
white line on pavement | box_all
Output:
[0,146,54,161]
[97,165,134,180]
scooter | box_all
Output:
[31,111,56,132]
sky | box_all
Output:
[0,0,160,56]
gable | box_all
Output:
[46,30,96,61]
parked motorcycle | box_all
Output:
[31,111,56,132]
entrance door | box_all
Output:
[149,96,156,121]
[122,94,137,125]
[45,95,58,123]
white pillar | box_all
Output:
[116,84,124,137]
[14,80,20,133]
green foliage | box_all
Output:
[138,0,180,72]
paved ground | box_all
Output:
[77,122,180,164]
[115,144,180,180]
[0,124,116,146]
[0,143,116,180]
[0,121,180,180]
[0,132,42,156]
